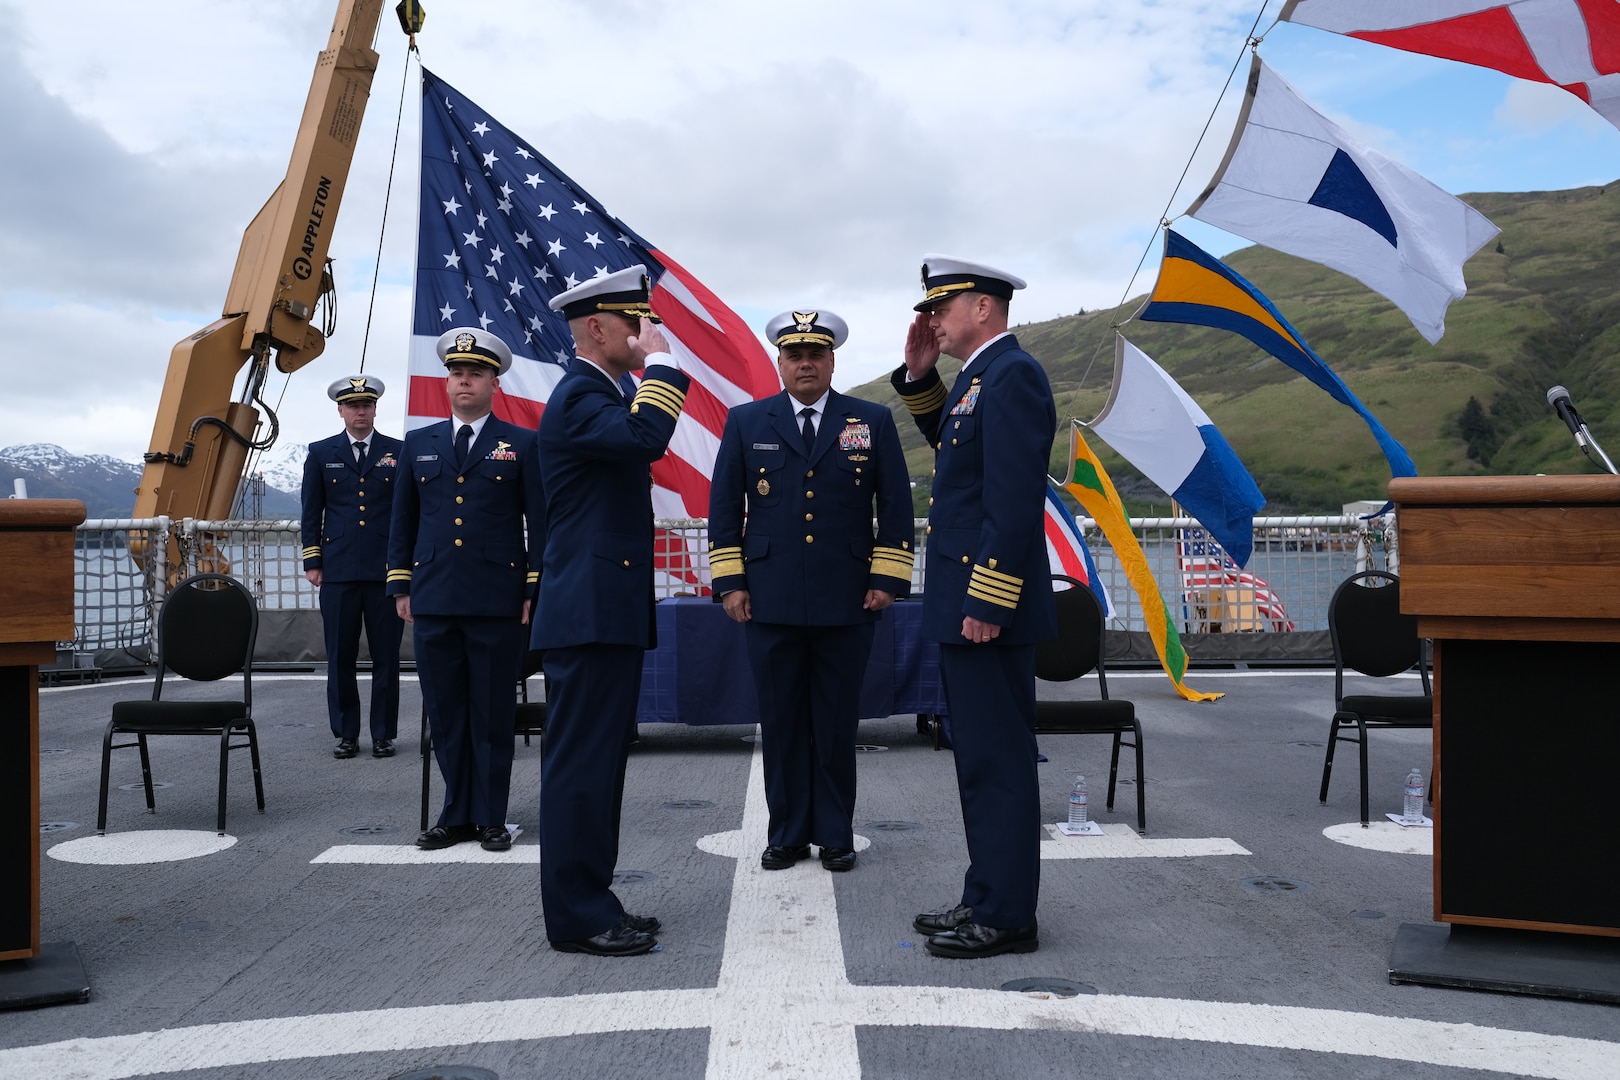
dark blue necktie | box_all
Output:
[799,407,815,453]
[454,424,473,470]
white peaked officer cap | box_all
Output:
[765,309,849,350]
[915,254,1027,312]
[328,375,386,403]
[548,264,661,323]
[436,326,514,375]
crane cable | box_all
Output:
[357,35,421,374]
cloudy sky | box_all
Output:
[5,0,1618,464]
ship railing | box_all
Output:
[65,512,1396,659]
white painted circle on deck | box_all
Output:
[1323,821,1432,855]
[48,830,238,865]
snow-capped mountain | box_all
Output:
[1,443,302,519]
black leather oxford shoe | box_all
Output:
[551,919,657,957]
[924,921,1038,959]
[623,912,661,934]
[333,738,358,759]
[477,825,512,851]
[819,847,857,872]
[371,739,395,758]
[912,903,973,935]
[415,824,476,850]
[760,844,811,870]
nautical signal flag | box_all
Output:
[1135,230,1417,487]
[1091,335,1265,567]
[1281,0,1620,132]
[1058,421,1220,703]
[1043,482,1112,619]
[408,68,778,522]
[1186,57,1500,344]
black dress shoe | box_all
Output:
[819,847,857,872]
[913,903,973,935]
[924,921,1039,959]
[371,739,395,758]
[477,825,512,851]
[333,738,359,759]
[416,824,475,850]
[551,919,657,956]
[760,844,811,870]
[623,912,661,934]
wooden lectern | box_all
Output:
[0,499,90,1007]
[1388,476,1620,999]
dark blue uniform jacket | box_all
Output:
[300,432,404,581]
[708,390,913,624]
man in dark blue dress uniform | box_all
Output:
[531,266,690,957]
[889,255,1057,958]
[301,375,405,760]
[386,327,544,853]
[709,308,914,873]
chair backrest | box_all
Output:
[156,574,258,685]
[1329,570,1425,685]
[1035,575,1107,691]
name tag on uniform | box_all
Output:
[752,442,780,450]
[325,462,346,469]
[838,423,871,450]
[950,384,982,415]
[415,454,438,462]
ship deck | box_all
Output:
[6,668,1617,1079]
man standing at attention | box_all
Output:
[889,256,1057,958]
[386,327,543,853]
[709,309,913,873]
[301,375,405,761]
[532,266,690,957]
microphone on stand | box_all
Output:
[1547,385,1619,475]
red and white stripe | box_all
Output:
[1283,0,1620,129]
[1180,555,1295,632]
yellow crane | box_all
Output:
[133,0,424,568]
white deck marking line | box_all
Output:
[1040,823,1250,858]
[1323,821,1433,855]
[6,745,1617,1079]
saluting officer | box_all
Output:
[532,266,689,957]
[890,256,1057,959]
[386,327,544,853]
[300,375,405,760]
[708,309,913,873]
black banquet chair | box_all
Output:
[419,648,547,831]
[1318,570,1433,827]
[98,573,265,836]
[1034,574,1147,831]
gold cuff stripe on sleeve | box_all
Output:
[973,564,1024,588]
[386,569,413,582]
[901,384,947,415]
[526,571,540,584]
[968,572,1021,602]
[969,579,1021,604]
[967,584,1019,609]
[636,381,687,409]
[710,556,746,579]
[870,558,914,580]
[301,546,321,558]
[633,386,685,420]
[872,545,915,565]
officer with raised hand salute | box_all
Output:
[889,255,1058,959]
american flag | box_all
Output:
[1176,526,1294,632]
[408,69,778,551]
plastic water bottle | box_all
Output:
[1402,768,1426,824]
[1068,774,1089,826]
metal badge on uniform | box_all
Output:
[950,384,982,415]
[752,442,780,450]
[756,478,771,496]
[846,453,868,462]
[838,423,871,450]
[487,440,518,462]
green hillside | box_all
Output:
[851,182,1620,514]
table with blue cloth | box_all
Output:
[634,597,946,725]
